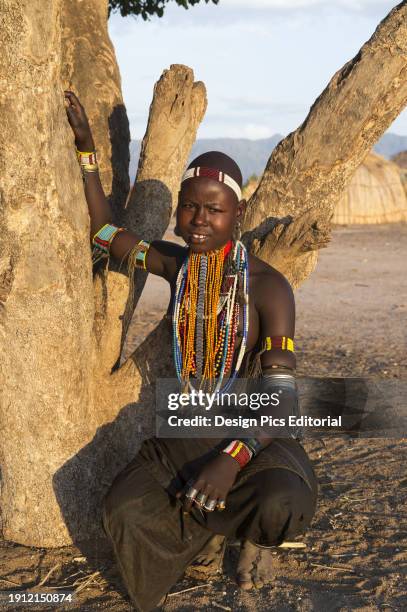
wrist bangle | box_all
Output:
[128,239,150,271]
[82,163,99,173]
[222,440,253,469]
[240,438,262,458]
[76,149,98,165]
[76,149,99,180]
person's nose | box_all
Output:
[192,205,208,226]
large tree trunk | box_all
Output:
[0,0,95,545]
[60,0,130,220]
[242,0,407,287]
[0,2,206,546]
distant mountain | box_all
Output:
[129,132,407,183]
[374,133,407,159]
[130,135,283,183]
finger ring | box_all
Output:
[195,492,208,506]
[203,499,217,512]
[185,487,199,501]
[217,500,226,511]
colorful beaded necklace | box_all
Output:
[172,239,249,393]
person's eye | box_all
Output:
[209,207,222,213]
[182,202,193,208]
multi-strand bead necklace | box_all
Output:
[173,239,249,394]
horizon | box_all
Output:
[128,130,407,182]
[129,130,407,142]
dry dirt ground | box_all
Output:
[1,224,406,611]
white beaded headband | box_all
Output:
[181,166,242,200]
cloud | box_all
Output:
[223,0,396,10]
[219,123,276,139]
[109,0,406,139]
[110,0,397,35]
[223,0,320,7]
[220,96,309,115]
[216,0,399,26]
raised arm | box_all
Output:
[64,91,181,279]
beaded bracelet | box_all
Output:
[263,336,295,352]
[76,148,99,179]
[129,240,150,271]
[76,149,98,165]
[222,440,253,469]
[92,223,126,264]
[240,437,262,458]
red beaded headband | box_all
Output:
[181,166,242,200]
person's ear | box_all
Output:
[237,198,247,220]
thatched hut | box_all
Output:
[243,152,407,224]
[392,151,407,169]
[392,151,407,199]
[333,151,407,224]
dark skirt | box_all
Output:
[102,436,318,611]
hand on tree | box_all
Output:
[64,91,95,151]
[176,453,241,513]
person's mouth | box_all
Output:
[189,233,210,244]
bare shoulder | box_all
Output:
[248,253,294,308]
[248,253,295,339]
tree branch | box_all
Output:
[242,1,407,287]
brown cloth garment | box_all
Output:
[102,335,318,611]
[102,435,318,611]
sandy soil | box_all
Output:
[1,224,406,611]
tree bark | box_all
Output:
[60,0,130,221]
[242,0,407,287]
[0,0,95,545]
[0,2,206,545]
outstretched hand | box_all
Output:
[64,91,94,151]
[176,453,240,513]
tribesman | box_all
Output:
[65,91,318,612]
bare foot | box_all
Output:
[236,540,274,590]
[186,534,226,578]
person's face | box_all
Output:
[176,177,245,253]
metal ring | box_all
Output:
[195,492,208,506]
[203,499,217,512]
[217,500,226,511]
[185,487,199,501]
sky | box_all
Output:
[108,0,406,140]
